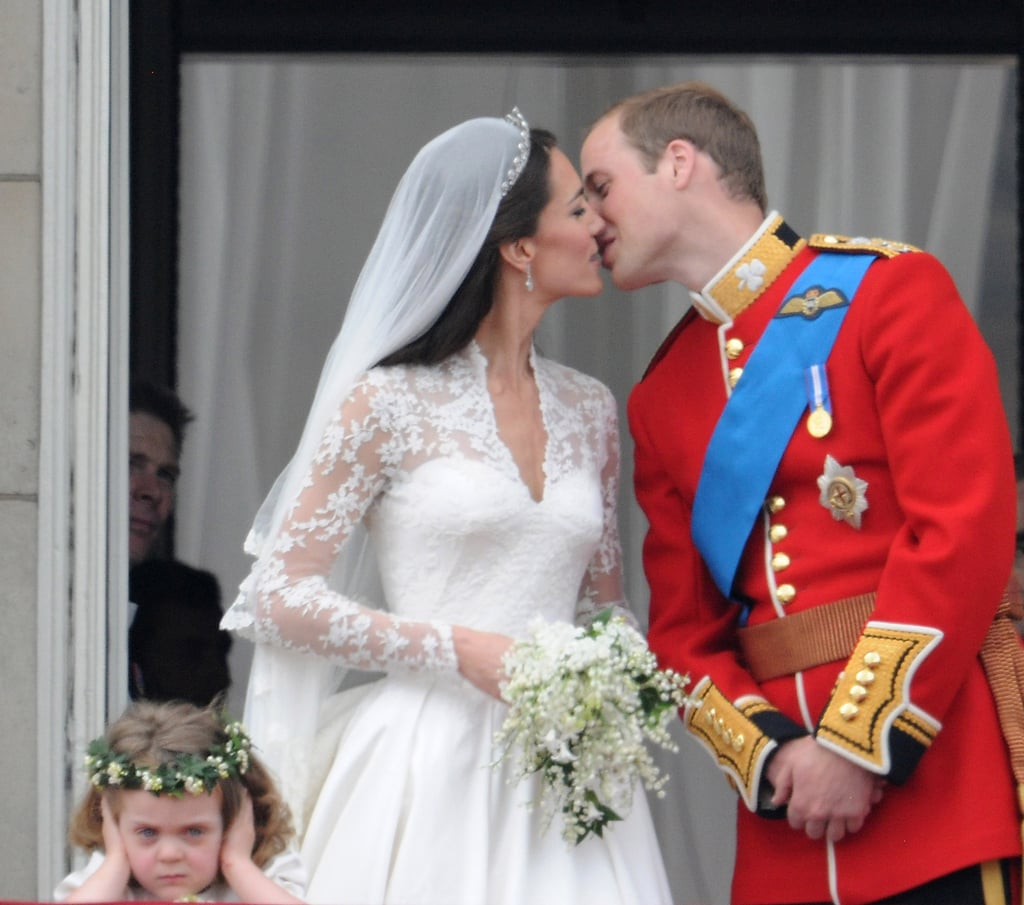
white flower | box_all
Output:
[494,613,690,845]
[106,762,126,785]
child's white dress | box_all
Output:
[53,848,307,901]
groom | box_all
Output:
[581,81,1021,904]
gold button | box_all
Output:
[776,584,796,604]
[864,652,882,667]
[728,367,744,387]
[771,552,791,572]
[732,734,745,752]
[769,524,788,543]
[767,495,786,514]
[725,337,745,360]
[823,234,839,244]
[855,669,875,685]
[839,702,859,720]
[849,685,868,702]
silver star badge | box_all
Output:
[817,455,868,529]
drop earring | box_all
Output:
[525,263,534,292]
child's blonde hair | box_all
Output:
[69,700,294,868]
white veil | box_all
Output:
[224,110,531,826]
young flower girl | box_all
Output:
[55,700,306,903]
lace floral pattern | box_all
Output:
[231,342,628,675]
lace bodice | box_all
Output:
[224,342,628,675]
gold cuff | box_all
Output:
[816,622,941,773]
[685,677,777,811]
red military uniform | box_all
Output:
[630,213,1020,904]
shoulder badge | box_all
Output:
[809,233,921,259]
[777,287,848,319]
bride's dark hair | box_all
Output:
[377,128,556,368]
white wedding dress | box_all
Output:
[224,342,672,905]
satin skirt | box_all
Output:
[299,672,673,905]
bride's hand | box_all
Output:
[452,626,513,700]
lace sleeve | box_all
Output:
[573,384,637,630]
[245,375,458,673]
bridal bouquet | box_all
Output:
[493,610,690,845]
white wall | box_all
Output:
[0,0,42,897]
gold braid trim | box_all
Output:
[807,233,921,258]
[893,710,935,748]
[816,623,941,773]
[685,677,775,811]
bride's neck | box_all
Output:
[474,327,535,394]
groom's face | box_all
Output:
[581,115,670,292]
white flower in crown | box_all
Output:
[817,455,869,529]
[735,258,766,292]
[106,762,126,785]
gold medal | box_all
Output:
[807,405,832,438]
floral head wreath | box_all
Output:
[85,720,252,797]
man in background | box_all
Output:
[127,379,231,706]
[129,379,190,567]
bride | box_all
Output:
[222,108,673,904]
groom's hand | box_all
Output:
[767,736,884,842]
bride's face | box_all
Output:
[528,148,605,300]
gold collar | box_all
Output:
[691,213,806,324]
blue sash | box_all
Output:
[691,252,875,606]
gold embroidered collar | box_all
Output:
[690,212,806,324]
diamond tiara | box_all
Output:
[500,106,531,196]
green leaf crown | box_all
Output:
[85,720,252,797]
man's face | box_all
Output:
[129,412,179,565]
[581,114,675,291]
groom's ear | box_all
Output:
[664,138,698,189]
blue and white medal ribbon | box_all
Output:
[804,363,832,437]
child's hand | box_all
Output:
[64,796,132,902]
[216,790,304,904]
[99,796,129,866]
[220,791,257,871]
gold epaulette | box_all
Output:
[685,677,777,811]
[816,622,942,774]
[808,233,921,259]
